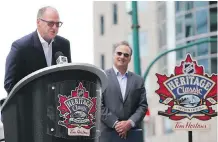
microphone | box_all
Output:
[55,51,68,64]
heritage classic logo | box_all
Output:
[156,54,217,121]
[57,82,97,136]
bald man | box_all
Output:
[4,6,71,94]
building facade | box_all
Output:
[93,1,217,142]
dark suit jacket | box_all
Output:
[4,30,71,94]
[101,68,148,133]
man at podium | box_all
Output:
[4,6,72,94]
[100,41,148,142]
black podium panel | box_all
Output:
[46,80,101,140]
[1,65,107,142]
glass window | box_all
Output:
[100,15,104,35]
[100,54,105,70]
[113,3,118,25]
[176,44,185,60]
[186,41,196,57]
[139,32,148,57]
[176,50,184,60]
[197,42,208,56]
[128,32,148,57]
[175,1,184,13]
[185,13,195,37]
[210,36,217,54]
[198,58,209,73]
[194,1,208,8]
[209,1,217,5]
[185,1,194,10]
[196,9,208,34]
[209,7,217,32]
[176,16,184,40]
[163,117,173,134]
[211,57,217,74]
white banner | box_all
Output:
[207,98,217,105]
[172,105,208,113]
[68,127,90,136]
[162,98,173,104]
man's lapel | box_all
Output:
[123,71,135,103]
[109,68,124,102]
[33,31,47,67]
[51,40,59,65]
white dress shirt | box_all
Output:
[112,66,135,128]
[37,30,54,66]
[113,66,128,100]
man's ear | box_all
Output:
[37,19,40,26]
[128,56,131,63]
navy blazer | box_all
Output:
[4,31,72,94]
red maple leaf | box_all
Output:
[156,54,217,121]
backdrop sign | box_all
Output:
[156,54,217,130]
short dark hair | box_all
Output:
[113,41,133,56]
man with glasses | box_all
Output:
[100,41,148,142]
[4,6,71,94]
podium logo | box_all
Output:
[156,54,217,121]
[57,82,97,136]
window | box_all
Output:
[163,117,173,134]
[100,15,104,35]
[139,32,148,57]
[194,1,208,8]
[176,16,184,40]
[128,32,148,57]
[210,36,217,54]
[198,58,209,73]
[211,57,217,74]
[176,49,184,60]
[186,41,196,57]
[185,1,194,10]
[196,9,208,34]
[100,54,105,70]
[185,13,195,37]
[209,7,217,32]
[113,3,118,24]
[175,1,184,13]
[197,42,208,56]
[209,1,217,5]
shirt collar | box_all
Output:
[37,30,54,45]
[113,65,128,76]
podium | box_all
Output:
[1,63,108,142]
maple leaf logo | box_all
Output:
[156,54,217,121]
[57,82,97,136]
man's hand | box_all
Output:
[115,120,132,139]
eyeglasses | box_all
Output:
[39,19,63,27]
[116,52,130,58]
